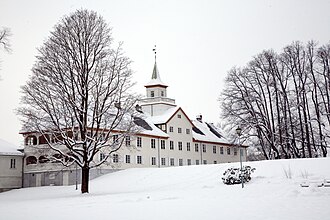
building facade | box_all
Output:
[20,60,247,187]
[0,139,23,192]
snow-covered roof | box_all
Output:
[149,106,180,124]
[134,114,169,138]
[145,61,167,88]
[0,139,23,156]
[192,120,230,145]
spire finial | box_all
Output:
[152,45,157,62]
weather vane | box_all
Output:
[153,45,157,62]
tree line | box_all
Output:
[221,41,330,160]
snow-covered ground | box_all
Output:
[1,158,330,220]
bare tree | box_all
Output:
[18,9,137,193]
[0,27,11,52]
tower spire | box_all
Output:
[153,45,157,63]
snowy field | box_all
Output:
[1,158,330,220]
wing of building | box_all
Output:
[20,57,247,188]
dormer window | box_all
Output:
[151,91,154,97]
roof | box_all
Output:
[145,61,168,88]
[0,139,23,156]
[134,114,169,138]
[192,120,231,145]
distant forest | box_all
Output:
[221,41,330,160]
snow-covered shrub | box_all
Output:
[222,166,256,185]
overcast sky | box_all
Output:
[0,0,329,146]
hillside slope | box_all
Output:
[0,158,329,220]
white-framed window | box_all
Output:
[213,146,216,154]
[170,141,174,150]
[113,134,119,144]
[125,136,131,146]
[186,142,191,151]
[196,160,199,165]
[137,155,142,164]
[151,157,156,166]
[195,143,199,152]
[150,91,154,97]
[187,159,191,166]
[151,139,156,148]
[100,153,106,161]
[169,126,173,132]
[202,144,206,153]
[125,155,131,164]
[234,147,238,155]
[137,137,142,147]
[178,128,182,133]
[113,154,119,163]
[186,128,190,134]
[161,91,164,97]
[161,140,166,149]
[220,146,224,154]
[161,158,166,166]
[178,159,183,166]
[177,114,181,118]
[178,141,182,151]
[170,158,175,166]
[10,158,16,169]
[227,147,231,155]
[203,160,207,165]
[213,161,217,164]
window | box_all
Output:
[186,128,190,134]
[161,91,164,97]
[137,137,142,147]
[214,161,217,164]
[137,156,142,164]
[125,136,131,146]
[186,142,191,151]
[113,134,119,144]
[187,159,191,166]
[179,159,183,166]
[234,147,238,155]
[170,141,174,150]
[227,147,231,155]
[177,114,181,118]
[151,139,156,148]
[126,155,131,164]
[151,157,156,166]
[178,142,182,151]
[161,140,165,149]
[195,143,199,152]
[100,153,106,161]
[178,128,182,133]
[170,158,175,166]
[26,156,37,165]
[151,91,154,97]
[161,158,166,166]
[213,146,216,154]
[202,144,206,153]
[169,126,173,132]
[220,147,224,154]
[196,160,199,165]
[10,159,16,169]
[203,160,207,165]
[113,154,119,163]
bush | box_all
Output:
[222,166,256,185]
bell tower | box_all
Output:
[139,46,176,116]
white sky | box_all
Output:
[0,0,329,146]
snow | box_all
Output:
[1,157,330,220]
[149,106,180,124]
[192,120,230,144]
[0,138,23,156]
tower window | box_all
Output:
[161,91,164,96]
[150,91,154,97]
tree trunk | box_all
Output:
[81,165,90,193]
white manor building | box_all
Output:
[21,60,247,188]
